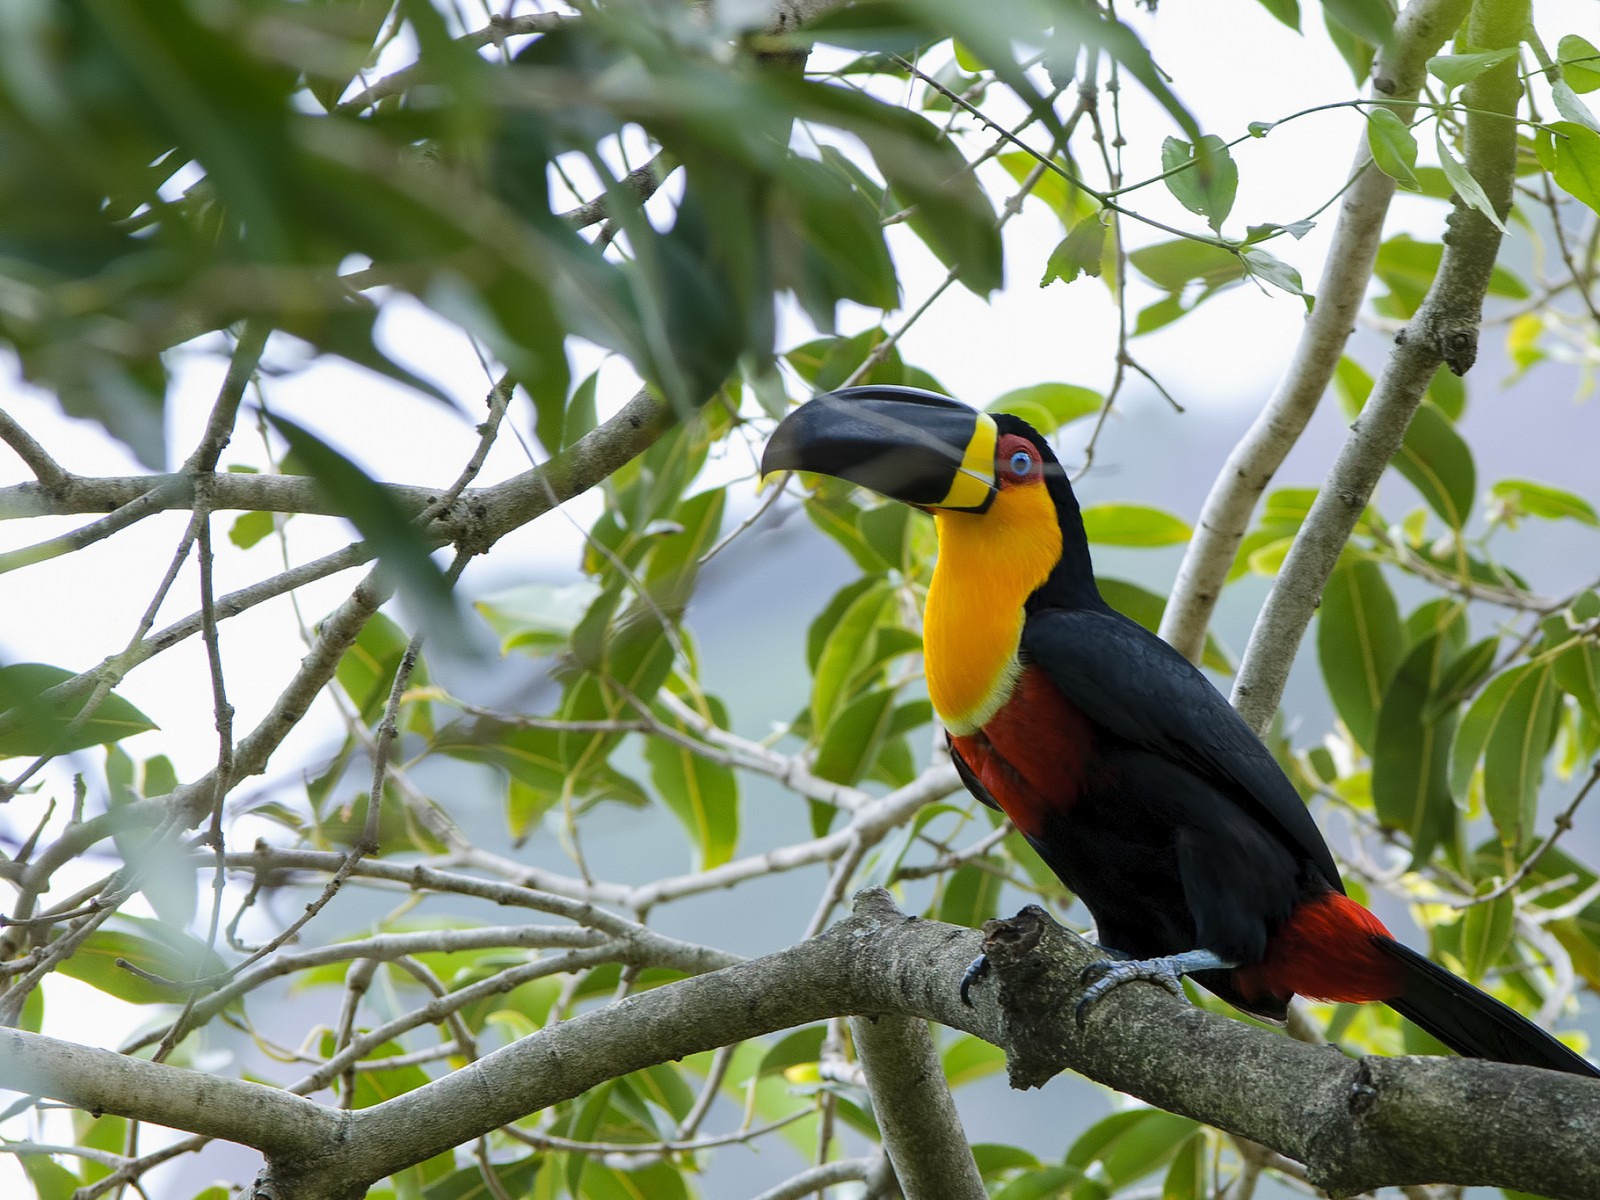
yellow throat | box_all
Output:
[923,482,1064,735]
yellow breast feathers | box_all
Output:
[923,482,1063,735]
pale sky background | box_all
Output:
[3,0,1599,1194]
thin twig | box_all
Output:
[1452,758,1600,908]
[0,408,68,491]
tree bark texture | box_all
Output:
[1159,0,1472,665]
[1232,0,1526,731]
[5,891,1596,1200]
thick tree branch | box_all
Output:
[0,1027,343,1157]
[1159,0,1470,663]
[8,892,1597,1200]
[851,1012,984,1199]
[1231,0,1524,731]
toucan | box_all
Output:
[762,384,1598,1078]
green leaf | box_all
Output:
[1489,479,1599,527]
[759,1025,826,1077]
[1452,663,1561,852]
[56,917,228,1006]
[1067,1109,1201,1192]
[1041,215,1108,285]
[812,686,897,785]
[1334,354,1374,417]
[993,1166,1078,1200]
[807,577,882,673]
[936,861,1005,930]
[801,3,941,54]
[998,151,1099,229]
[422,1156,541,1200]
[1365,109,1420,190]
[1244,218,1315,242]
[1459,889,1515,984]
[1555,641,1600,725]
[1372,628,1462,865]
[476,581,603,657]
[811,579,893,731]
[972,1143,1041,1179]
[1549,122,1600,215]
[781,153,900,319]
[1552,80,1600,131]
[1240,246,1308,301]
[1081,503,1191,547]
[1160,135,1238,232]
[987,383,1102,434]
[797,79,1003,295]
[1132,294,1189,336]
[858,502,915,573]
[623,1062,696,1126]
[1427,361,1467,421]
[1322,0,1395,48]
[1162,1131,1207,1200]
[534,370,599,458]
[1255,0,1300,31]
[1394,401,1475,529]
[645,700,739,870]
[1128,240,1245,291]
[643,488,726,616]
[1435,128,1508,233]
[803,492,894,574]
[21,1155,79,1200]
[1317,561,1405,755]
[580,1161,688,1200]
[323,1032,430,1108]
[336,612,426,726]
[1426,49,1518,92]
[229,509,278,549]
[266,413,465,644]
[1373,235,1528,318]
[1423,635,1499,722]
[940,1031,1007,1088]
[1559,34,1600,93]
[0,664,157,758]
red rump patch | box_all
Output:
[1235,891,1404,1004]
[951,666,1096,837]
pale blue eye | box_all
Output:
[1009,450,1032,476]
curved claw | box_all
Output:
[959,953,990,1007]
[1073,949,1236,1028]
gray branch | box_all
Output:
[1231,0,1524,731]
[7,892,1597,1200]
[0,388,673,785]
[851,1012,985,1199]
[0,1026,343,1158]
[1159,0,1470,664]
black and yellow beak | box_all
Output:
[760,385,998,513]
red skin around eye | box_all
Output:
[997,433,1042,485]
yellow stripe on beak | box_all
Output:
[936,412,997,510]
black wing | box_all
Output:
[1021,606,1342,891]
[946,734,1003,813]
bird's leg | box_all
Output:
[958,954,989,1006]
[960,942,1128,1006]
[1076,948,1236,1026]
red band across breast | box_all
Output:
[951,666,1096,837]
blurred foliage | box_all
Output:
[2,0,1600,1198]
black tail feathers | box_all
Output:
[1376,936,1598,1078]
